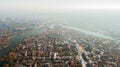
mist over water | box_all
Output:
[1,9,120,38]
[65,10,120,39]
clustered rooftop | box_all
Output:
[0,25,120,67]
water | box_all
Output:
[0,9,120,57]
[63,25,113,39]
[0,28,46,57]
[56,10,120,39]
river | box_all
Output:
[63,25,113,40]
[0,25,114,57]
[0,28,47,57]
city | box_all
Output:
[0,0,120,67]
[0,18,120,67]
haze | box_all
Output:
[0,0,120,11]
[0,0,120,39]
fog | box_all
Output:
[1,9,120,38]
[0,0,120,38]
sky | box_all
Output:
[0,0,120,11]
[0,0,120,37]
